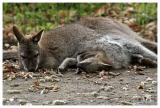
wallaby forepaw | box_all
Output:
[56,69,63,77]
[58,66,67,73]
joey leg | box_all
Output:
[77,58,112,73]
[58,58,77,73]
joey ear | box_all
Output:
[32,30,44,43]
[13,25,24,42]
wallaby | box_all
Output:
[13,17,157,73]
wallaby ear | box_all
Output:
[32,30,44,43]
[13,25,24,42]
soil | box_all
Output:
[3,61,157,105]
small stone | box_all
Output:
[4,43,10,49]
[51,75,59,78]
[132,95,142,101]
[10,83,20,87]
[146,88,156,93]
[43,101,52,105]
[109,98,119,102]
[121,101,133,105]
[124,93,129,96]
[26,103,32,105]
[144,94,152,101]
[44,76,52,82]
[56,73,63,77]
[108,72,120,76]
[127,70,131,73]
[53,86,60,92]
[32,73,42,77]
[39,79,46,83]
[99,70,107,77]
[152,81,157,85]
[9,97,17,102]
[53,78,60,82]
[40,89,49,95]
[133,65,137,70]
[90,100,94,103]
[105,86,114,92]
[146,77,153,82]
[137,71,145,75]
[100,76,107,80]
[94,80,103,85]
[52,100,68,105]
[119,78,124,81]
[137,81,146,89]
[98,86,105,92]
[3,98,9,104]
[97,96,108,100]
[44,76,60,82]
[19,99,28,105]
[7,90,22,94]
[90,91,99,97]
[122,87,128,91]
[28,87,35,92]
[136,66,146,71]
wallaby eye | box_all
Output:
[21,55,27,59]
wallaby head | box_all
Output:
[13,26,44,72]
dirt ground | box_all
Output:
[3,60,157,105]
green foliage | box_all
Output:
[3,3,157,33]
[132,3,157,25]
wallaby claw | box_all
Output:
[56,68,64,77]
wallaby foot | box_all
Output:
[131,54,157,67]
[140,58,157,67]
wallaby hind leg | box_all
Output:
[127,43,157,62]
[138,37,157,53]
[139,44,157,62]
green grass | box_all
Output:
[3,3,157,33]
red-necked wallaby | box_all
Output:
[13,17,157,73]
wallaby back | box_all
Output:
[78,17,157,53]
